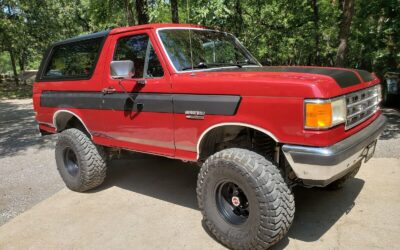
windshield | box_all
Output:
[158,29,260,71]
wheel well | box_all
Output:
[54,111,91,137]
[198,125,278,162]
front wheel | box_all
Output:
[55,128,107,192]
[197,148,295,249]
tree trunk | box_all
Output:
[170,0,179,23]
[9,50,19,86]
[124,0,135,26]
[4,4,18,85]
[234,0,243,36]
[386,3,398,72]
[310,0,320,65]
[18,54,27,85]
[335,0,355,67]
[135,0,149,25]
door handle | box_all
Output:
[102,87,116,95]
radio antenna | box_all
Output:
[186,0,194,72]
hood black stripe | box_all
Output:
[356,69,375,82]
[210,66,374,88]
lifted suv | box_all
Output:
[33,24,386,249]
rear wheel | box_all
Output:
[55,128,107,192]
[197,148,295,249]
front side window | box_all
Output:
[114,34,163,78]
[158,29,259,71]
[44,38,103,79]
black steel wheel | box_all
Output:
[216,181,249,225]
[63,147,79,177]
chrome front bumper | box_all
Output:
[282,115,387,187]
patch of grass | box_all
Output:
[0,81,32,99]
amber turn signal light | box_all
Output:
[305,103,332,129]
[304,98,346,130]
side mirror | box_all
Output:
[110,60,135,79]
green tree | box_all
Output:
[1,0,399,85]
[0,0,90,84]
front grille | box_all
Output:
[345,85,381,129]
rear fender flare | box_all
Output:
[52,110,92,139]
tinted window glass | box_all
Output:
[158,29,259,71]
[114,34,163,78]
[145,45,164,77]
[44,38,103,79]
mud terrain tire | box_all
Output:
[197,148,295,249]
[55,128,107,192]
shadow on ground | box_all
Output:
[0,100,55,157]
[96,152,364,248]
[96,153,200,210]
[272,179,364,249]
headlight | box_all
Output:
[305,97,346,129]
[376,84,382,102]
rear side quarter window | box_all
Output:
[41,37,104,80]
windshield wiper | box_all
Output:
[236,60,259,66]
[207,63,242,68]
[181,62,208,71]
[181,62,247,71]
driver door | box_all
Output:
[100,30,174,157]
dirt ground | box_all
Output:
[0,99,399,249]
[0,82,33,99]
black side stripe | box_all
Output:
[40,91,241,116]
[173,94,241,115]
[105,93,173,112]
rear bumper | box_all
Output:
[282,115,387,187]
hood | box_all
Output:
[172,66,379,98]
[209,66,375,88]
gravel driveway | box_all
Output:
[0,99,399,249]
[0,99,63,225]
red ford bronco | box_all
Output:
[33,24,387,249]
